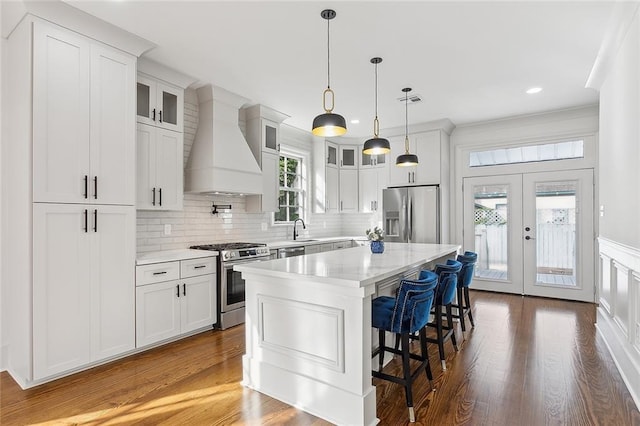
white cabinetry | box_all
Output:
[245,105,289,213]
[325,166,339,214]
[136,74,184,133]
[339,145,358,169]
[33,203,135,379]
[136,124,183,210]
[339,169,359,213]
[136,257,216,348]
[32,23,135,205]
[136,72,185,211]
[388,130,442,186]
[359,167,388,213]
[4,17,138,387]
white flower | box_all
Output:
[365,227,384,241]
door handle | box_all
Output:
[159,110,163,123]
[93,176,98,199]
[83,209,88,233]
[341,201,343,211]
[93,209,97,232]
[159,188,162,207]
[152,108,156,121]
[176,284,180,297]
[183,283,186,296]
[525,236,535,240]
[83,175,88,199]
[152,188,156,206]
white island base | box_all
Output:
[237,243,460,425]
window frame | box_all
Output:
[273,147,309,225]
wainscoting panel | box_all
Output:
[597,237,640,410]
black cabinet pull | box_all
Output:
[194,265,206,269]
[152,188,156,206]
[83,209,88,233]
[93,176,98,199]
[152,271,167,275]
[159,188,162,206]
[93,209,97,232]
[83,175,88,199]
[182,283,186,296]
[152,108,156,121]
[176,284,180,297]
[159,110,163,123]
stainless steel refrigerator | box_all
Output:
[383,186,440,243]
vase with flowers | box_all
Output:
[366,226,385,253]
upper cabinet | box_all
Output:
[32,23,136,206]
[327,142,339,168]
[136,74,184,133]
[388,130,442,187]
[244,105,289,213]
[339,145,358,169]
[361,150,386,169]
[136,124,183,211]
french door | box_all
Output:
[462,169,594,302]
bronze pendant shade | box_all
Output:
[362,57,390,155]
[312,9,347,137]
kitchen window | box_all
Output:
[274,153,305,223]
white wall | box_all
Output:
[0,1,5,372]
[593,5,640,410]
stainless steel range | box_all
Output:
[191,242,270,329]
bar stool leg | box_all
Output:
[419,328,434,389]
[464,287,475,327]
[446,304,458,352]
[436,306,446,371]
[378,329,385,371]
[400,333,416,422]
[457,286,467,332]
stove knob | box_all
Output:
[224,252,230,260]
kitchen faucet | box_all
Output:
[293,218,306,240]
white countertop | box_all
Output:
[266,236,366,250]
[136,249,218,266]
[235,242,460,288]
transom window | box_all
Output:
[274,154,304,223]
[469,140,584,168]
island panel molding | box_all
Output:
[258,295,345,372]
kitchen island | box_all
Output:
[236,242,460,425]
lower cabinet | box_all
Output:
[33,203,135,380]
[136,257,216,348]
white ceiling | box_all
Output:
[65,1,614,137]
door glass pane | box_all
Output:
[534,181,577,286]
[162,91,178,125]
[343,149,355,166]
[474,184,509,281]
[265,124,277,150]
[327,145,337,166]
[362,151,372,166]
[376,154,386,165]
[137,83,150,118]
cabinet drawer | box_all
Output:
[136,262,180,286]
[181,257,216,278]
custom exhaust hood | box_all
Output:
[185,85,263,195]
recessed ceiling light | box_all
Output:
[350,119,360,124]
[526,87,543,94]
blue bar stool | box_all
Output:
[371,271,438,423]
[451,251,478,331]
[426,260,462,371]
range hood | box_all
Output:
[185,85,263,195]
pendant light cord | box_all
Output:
[374,62,379,136]
[327,17,331,89]
[404,90,410,154]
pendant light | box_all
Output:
[362,57,391,155]
[395,87,419,166]
[312,9,347,137]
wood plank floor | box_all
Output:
[2,291,639,425]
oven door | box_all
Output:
[221,257,269,313]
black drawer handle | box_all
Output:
[83,175,88,199]
[176,284,180,297]
[159,187,162,206]
[93,176,98,199]
[153,271,167,275]
[194,265,206,269]
[183,283,186,296]
[152,187,156,206]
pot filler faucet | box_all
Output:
[293,218,306,241]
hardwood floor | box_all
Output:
[2,292,639,425]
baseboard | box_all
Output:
[597,304,640,410]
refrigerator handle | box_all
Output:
[408,196,413,242]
